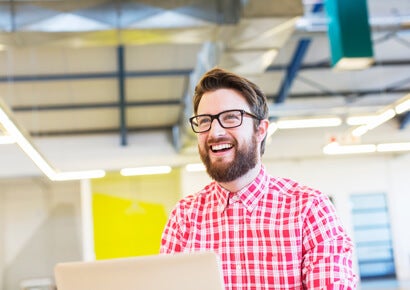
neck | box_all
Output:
[219,162,262,193]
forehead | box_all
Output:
[197,88,250,114]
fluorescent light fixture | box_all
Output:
[350,108,396,137]
[351,125,369,137]
[377,142,410,152]
[277,116,342,129]
[323,142,376,155]
[51,170,106,181]
[366,109,396,130]
[324,141,410,155]
[0,135,15,145]
[346,115,377,126]
[185,163,206,172]
[120,165,172,176]
[395,98,410,114]
[0,107,56,178]
[0,100,105,181]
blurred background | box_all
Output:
[0,0,409,289]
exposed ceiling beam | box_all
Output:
[275,38,311,104]
[117,45,127,146]
[29,125,174,137]
[267,87,410,101]
[12,100,182,112]
[399,111,410,129]
[0,68,192,83]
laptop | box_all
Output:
[54,251,225,290]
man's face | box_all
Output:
[196,88,261,183]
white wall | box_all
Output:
[0,178,83,290]
[181,153,410,281]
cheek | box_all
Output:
[197,134,207,147]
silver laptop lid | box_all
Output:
[54,251,225,290]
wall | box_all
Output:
[0,178,82,290]
[181,153,410,281]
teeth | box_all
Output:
[211,144,232,151]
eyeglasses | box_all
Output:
[189,109,261,133]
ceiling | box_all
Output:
[0,0,409,178]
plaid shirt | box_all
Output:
[160,166,357,289]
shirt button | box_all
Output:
[230,196,239,203]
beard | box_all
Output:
[199,135,259,183]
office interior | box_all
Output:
[0,0,409,289]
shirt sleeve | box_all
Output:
[301,195,358,289]
[160,200,188,254]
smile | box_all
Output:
[211,143,233,153]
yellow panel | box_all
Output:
[93,193,167,259]
[91,170,180,259]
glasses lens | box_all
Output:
[220,110,242,128]
[192,116,211,132]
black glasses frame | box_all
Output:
[189,109,261,133]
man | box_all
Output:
[160,68,357,289]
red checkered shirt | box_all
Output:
[160,166,357,289]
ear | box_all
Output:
[256,119,270,142]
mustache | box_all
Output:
[206,136,234,146]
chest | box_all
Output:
[186,200,304,252]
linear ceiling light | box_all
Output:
[395,95,410,114]
[52,170,106,181]
[277,116,342,129]
[377,142,410,152]
[366,109,396,130]
[346,115,377,126]
[0,106,56,178]
[351,108,396,137]
[323,142,376,155]
[0,134,15,145]
[0,100,105,181]
[324,141,410,155]
[120,165,172,176]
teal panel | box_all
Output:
[325,0,373,66]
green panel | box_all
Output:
[325,0,373,66]
[91,170,181,259]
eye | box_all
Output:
[197,116,211,126]
[222,111,241,123]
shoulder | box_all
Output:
[266,175,332,212]
[269,176,323,199]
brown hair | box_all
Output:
[193,67,269,155]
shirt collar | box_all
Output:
[214,165,269,213]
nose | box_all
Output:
[208,118,226,137]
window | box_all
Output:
[350,193,396,279]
